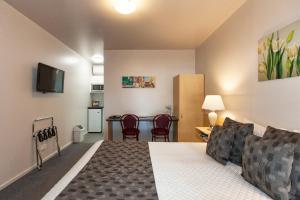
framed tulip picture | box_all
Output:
[258,19,300,81]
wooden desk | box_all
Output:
[106,116,179,141]
[195,127,212,142]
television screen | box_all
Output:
[36,63,65,93]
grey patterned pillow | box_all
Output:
[223,117,254,166]
[206,126,234,165]
[242,134,294,200]
[263,126,300,200]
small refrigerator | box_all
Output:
[88,107,103,133]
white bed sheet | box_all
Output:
[43,141,272,200]
[149,142,271,200]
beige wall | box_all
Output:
[104,50,195,139]
[0,1,91,188]
[195,0,300,130]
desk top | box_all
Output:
[106,115,179,122]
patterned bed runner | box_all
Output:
[56,141,158,200]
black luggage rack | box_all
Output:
[32,117,61,170]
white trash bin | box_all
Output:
[73,125,86,143]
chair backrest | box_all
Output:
[121,114,139,130]
[153,114,172,130]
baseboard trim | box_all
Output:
[0,141,73,191]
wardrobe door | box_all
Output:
[173,76,180,141]
[175,74,205,142]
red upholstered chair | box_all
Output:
[151,114,172,142]
[120,114,140,141]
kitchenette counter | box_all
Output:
[88,106,104,109]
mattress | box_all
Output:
[43,141,272,200]
[149,142,271,200]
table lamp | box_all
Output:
[202,95,225,128]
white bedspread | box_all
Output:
[149,142,271,200]
[44,141,272,200]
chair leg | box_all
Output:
[136,134,139,141]
[167,135,170,142]
[152,135,153,142]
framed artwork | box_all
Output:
[122,76,156,88]
[258,19,300,81]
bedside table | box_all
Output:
[195,127,212,142]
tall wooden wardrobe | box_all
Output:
[173,74,205,142]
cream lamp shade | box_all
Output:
[202,95,225,127]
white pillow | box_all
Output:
[243,119,266,137]
[244,119,299,136]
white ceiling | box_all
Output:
[4,0,246,60]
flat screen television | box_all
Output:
[36,63,65,93]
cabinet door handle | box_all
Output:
[180,114,183,119]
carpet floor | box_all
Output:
[0,142,94,200]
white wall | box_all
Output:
[0,1,91,188]
[195,0,300,130]
[104,50,195,139]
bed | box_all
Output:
[42,141,271,200]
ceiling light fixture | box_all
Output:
[114,0,136,15]
[91,55,104,64]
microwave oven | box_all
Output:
[91,84,104,92]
